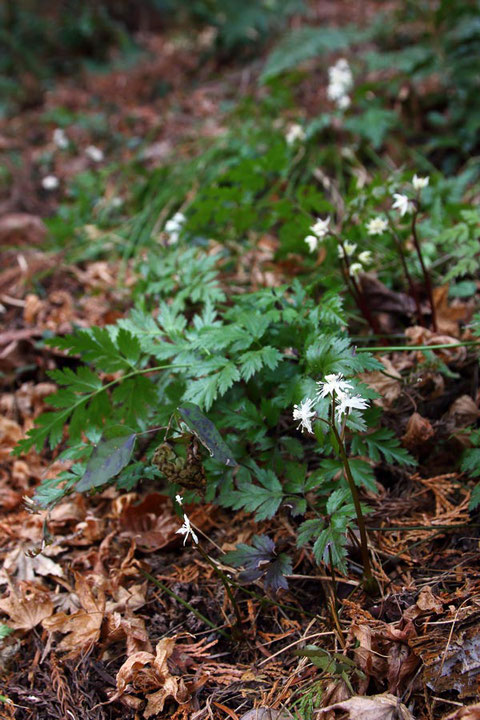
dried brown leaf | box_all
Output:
[402,413,434,450]
[444,703,480,719]
[360,357,402,409]
[317,693,415,719]
[43,572,105,657]
[0,586,53,630]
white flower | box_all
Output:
[286,124,306,145]
[412,174,429,190]
[327,58,353,109]
[349,262,363,278]
[53,128,68,149]
[293,397,316,434]
[176,513,199,545]
[175,494,183,505]
[316,373,353,400]
[165,212,185,233]
[85,145,104,163]
[310,216,330,239]
[392,193,412,217]
[41,175,59,191]
[366,216,388,236]
[304,234,318,253]
[358,250,373,265]
[335,393,369,420]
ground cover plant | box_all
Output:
[1,1,480,719]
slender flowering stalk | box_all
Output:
[385,210,424,327]
[293,376,375,590]
[411,205,437,331]
[175,500,199,545]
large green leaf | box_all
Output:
[75,433,136,492]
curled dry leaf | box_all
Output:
[316,693,415,720]
[110,637,190,717]
[405,326,467,364]
[416,586,443,614]
[402,413,434,451]
[448,395,480,428]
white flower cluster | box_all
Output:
[304,216,330,253]
[286,124,306,145]
[338,241,373,278]
[327,58,353,110]
[175,495,199,545]
[164,211,186,245]
[292,373,370,434]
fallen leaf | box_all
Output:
[110,636,191,716]
[401,413,434,450]
[444,702,480,719]
[240,709,293,720]
[0,585,53,630]
[405,326,467,364]
[359,275,416,316]
[43,572,105,657]
[317,693,415,719]
[416,586,443,614]
[360,357,402,409]
[433,285,473,337]
[0,214,47,246]
[448,395,480,428]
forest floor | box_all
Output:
[1,5,480,720]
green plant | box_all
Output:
[16,236,416,581]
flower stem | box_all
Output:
[330,422,377,594]
[411,207,437,331]
[336,237,382,336]
[386,211,424,326]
